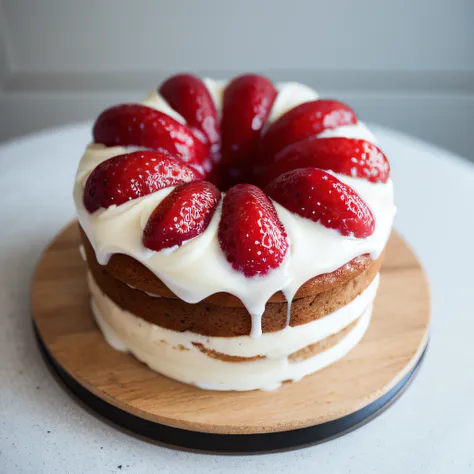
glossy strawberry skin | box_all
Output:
[218,75,277,188]
[265,168,375,238]
[260,100,357,162]
[263,137,390,185]
[143,181,221,251]
[218,184,288,277]
[159,74,220,152]
[83,151,200,213]
[92,104,209,169]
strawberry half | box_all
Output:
[260,100,357,162]
[218,184,288,277]
[83,151,200,213]
[263,137,390,185]
[159,74,220,152]
[92,104,209,169]
[265,168,375,238]
[218,74,277,188]
[143,181,221,251]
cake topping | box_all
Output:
[76,78,395,336]
[159,74,220,155]
[219,74,278,188]
[260,99,357,162]
[92,104,209,171]
[143,181,221,251]
[218,184,289,277]
[264,137,390,185]
[83,151,200,212]
[265,168,375,238]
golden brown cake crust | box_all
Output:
[87,243,382,337]
[80,225,379,306]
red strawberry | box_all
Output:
[92,104,209,169]
[83,151,200,213]
[265,168,375,238]
[264,137,390,185]
[159,74,220,152]
[218,184,288,277]
[219,75,277,187]
[260,100,357,162]
[143,181,221,251]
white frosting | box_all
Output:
[141,91,185,123]
[268,82,319,123]
[78,245,86,262]
[74,80,396,340]
[89,271,377,391]
[202,78,228,115]
[317,121,379,144]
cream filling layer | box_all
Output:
[75,80,395,340]
[89,272,377,391]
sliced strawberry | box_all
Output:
[263,137,390,185]
[219,74,277,187]
[260,100,357,162]
[265,168,375,238]
[83,151,200,213]
[221,74,277,164]
[218,184,288,277]
[159,74,220,151]
[143,181,221,251]
[92,104,209,169]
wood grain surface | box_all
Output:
[32,222,430,435]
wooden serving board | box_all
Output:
[32,222,430,452]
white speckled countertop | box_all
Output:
[0,123,473,473]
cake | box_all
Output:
[74,74,395,391]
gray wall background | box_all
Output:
[0,0,473,159]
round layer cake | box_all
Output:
[74,74,396,391]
